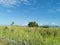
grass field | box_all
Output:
[0,26,60,45]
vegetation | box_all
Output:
[0,26,60,45]
[10,21,14,26]
[40,25,49,28]
[28,22,38,27]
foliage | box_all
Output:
[28,22,38,27]
[11,21,14,26]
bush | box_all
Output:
[4,26,8,29]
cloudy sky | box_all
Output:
[0,0,60,26]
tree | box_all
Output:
[11,21,14,26]
[28,21,38,27]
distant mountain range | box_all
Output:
[49,25,60,28]
[40,24,60,28]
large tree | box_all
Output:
[28,22,38,27]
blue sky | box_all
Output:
[0,0,60,26]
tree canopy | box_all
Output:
[28,22,38,27]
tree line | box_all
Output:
[28,21,49,28]
[11,21,49,28]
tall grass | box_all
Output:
[0,26,60,45]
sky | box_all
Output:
[0,0,60,26]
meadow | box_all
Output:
[0,26,60,45]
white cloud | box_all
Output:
[0,0,20,7]
[51,22,55,25]
[0,0,32,8]
[20,0,37,5]
[0,0,37,8]
[21,0,28,3]
[40,23,43,26]
[21,0,31,5]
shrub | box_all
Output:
[4,26,8,29]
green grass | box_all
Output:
[0,26,60,45]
